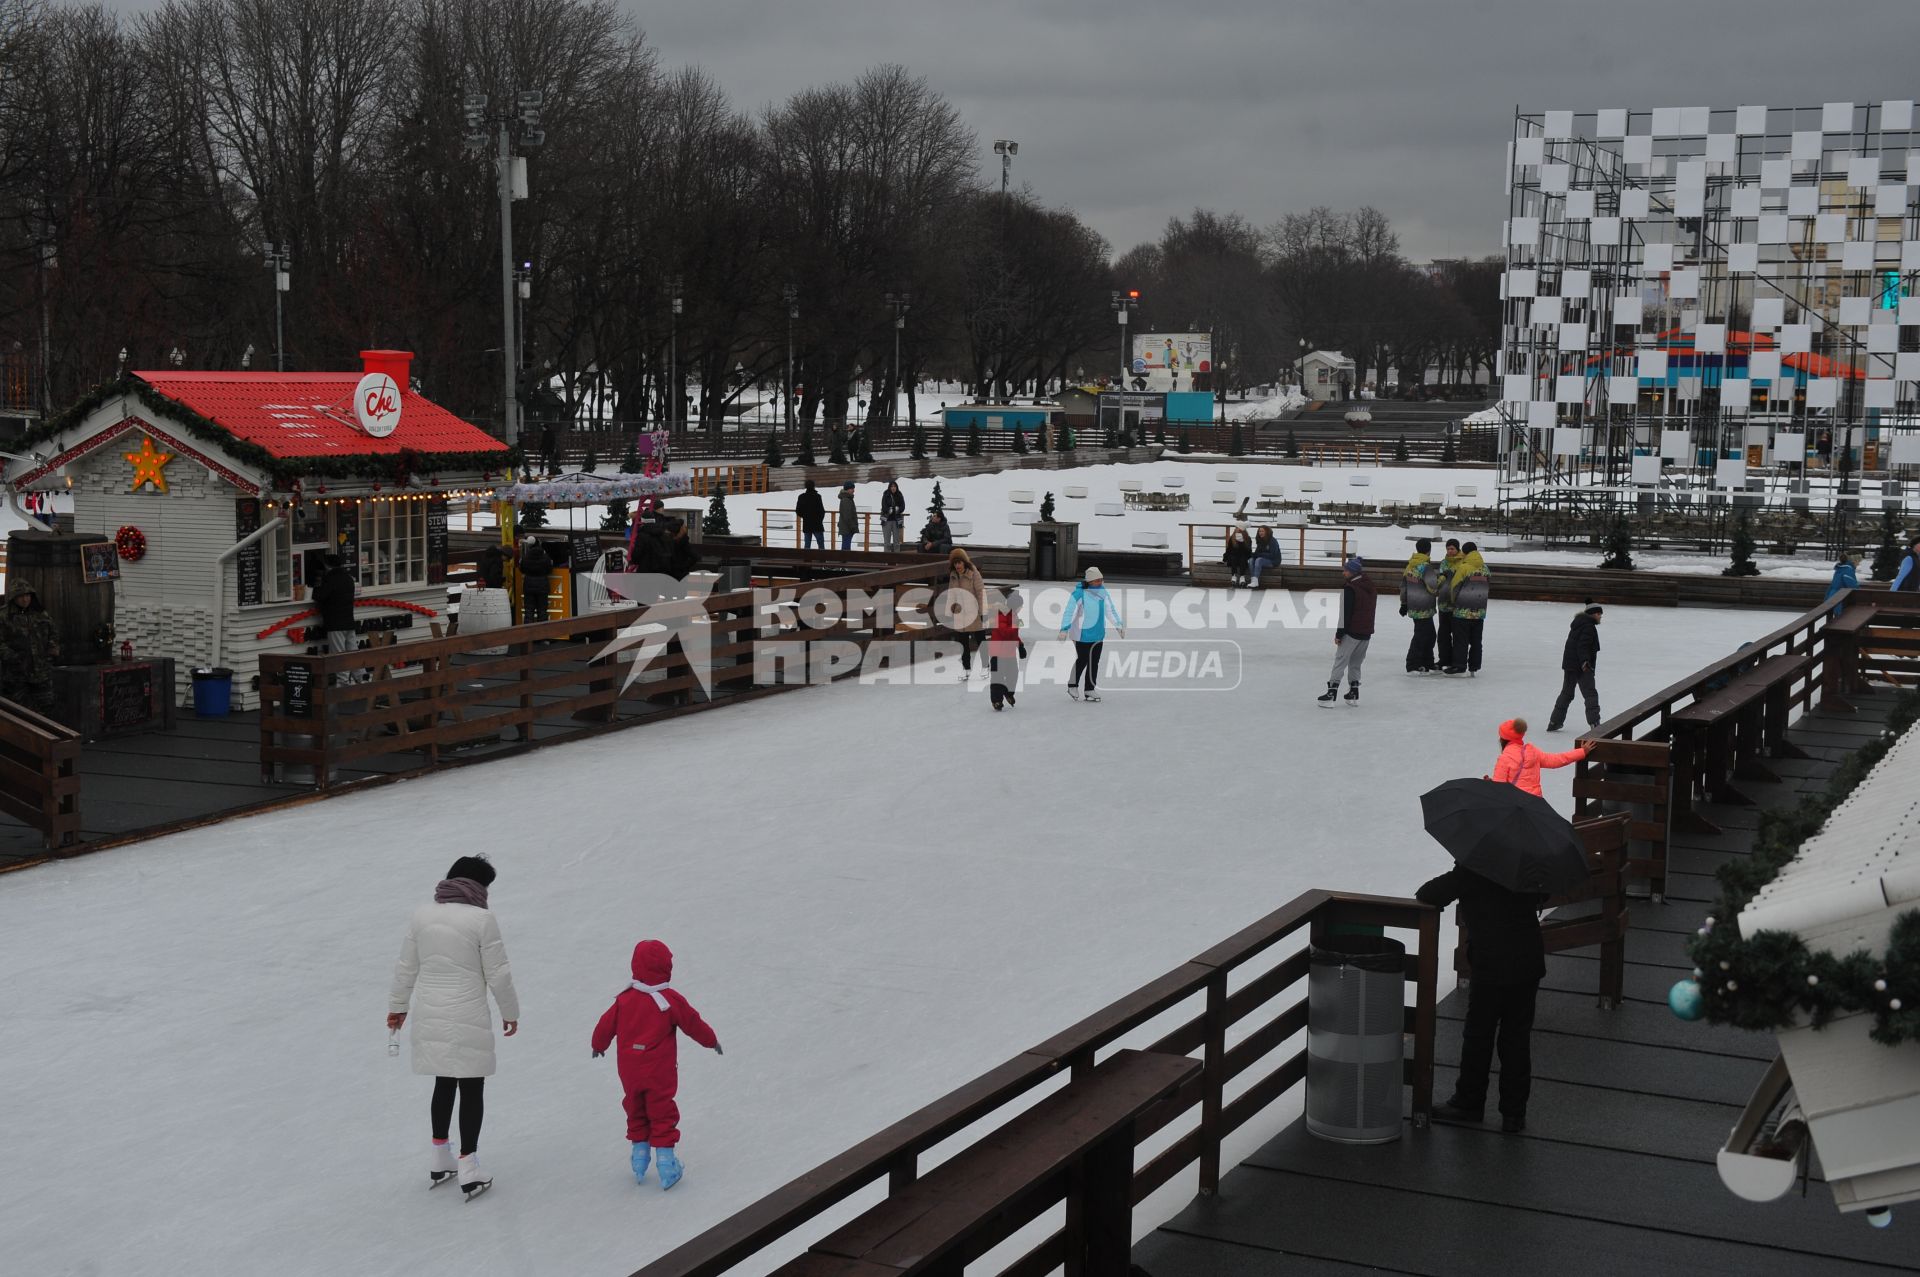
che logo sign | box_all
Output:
[354,372,403,438]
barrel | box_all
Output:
[7,530,116,664]
[459,587,512,655]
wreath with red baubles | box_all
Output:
[115,525,148,562]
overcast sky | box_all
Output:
[636,0,1920,263]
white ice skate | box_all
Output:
[457,1152,492,1201]
[428,1140,457,1188]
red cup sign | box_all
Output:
[354,372,402,438]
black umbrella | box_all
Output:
[1419,778,1590,895]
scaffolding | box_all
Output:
[1498,101,1920,551]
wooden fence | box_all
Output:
[0,698,80,850]
[257,561,949,789]
[633,890,1438,1277]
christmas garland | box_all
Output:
[1681,690,1920,1045]
[115,525,147,561]
[22,377,519,488]
[255,598,441,643]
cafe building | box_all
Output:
[5,351,511,714]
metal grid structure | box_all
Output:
[1497,101,1920,544]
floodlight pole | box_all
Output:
[497,120,518,447]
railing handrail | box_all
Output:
[633,889,1436,1277]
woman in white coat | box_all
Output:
[388,856,520,1197]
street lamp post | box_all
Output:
[263,243,291,371]
[667,275,684,434]
[462,89,543,447]
[1111,289,1139,384]
[884,291,911,429]
[783,284,797,439]
[992,139,1019,195]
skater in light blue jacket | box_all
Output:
[1058,566,1125,701]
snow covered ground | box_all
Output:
[0,590,1788,1277]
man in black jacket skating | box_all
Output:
[1547,603,1604,731]
[1416,866,1547,1133]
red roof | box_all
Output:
[132,370,509,460]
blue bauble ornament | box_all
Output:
[1669,978,1705,1021]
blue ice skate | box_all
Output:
[630,1142,651,1184]
[656,1146,683,1190]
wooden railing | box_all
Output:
[633,890,1439,1277]
[686,463,769,496]
[1574,589,1920,884]
[0,698,81,850]
[257,562,949,788]
[1182,522,1356,571]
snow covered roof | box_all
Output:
[1300,350,1355,369]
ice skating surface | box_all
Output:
[0,591,1788,1276]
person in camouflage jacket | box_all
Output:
[1,580,59,713]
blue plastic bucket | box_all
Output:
[191,667,234,717]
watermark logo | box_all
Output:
[592,572,719,696]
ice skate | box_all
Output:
[458,1152,492,1201]
[655,1147,683,1191]
[992,700,1003,711]
[1083,691,1101,702]
[1067,685,1081,701]
[630,1142,651,1185]
[428,1140,457,1188]
[1317,683,1339,706]
[1345,683,1360,706]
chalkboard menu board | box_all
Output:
[235,499,263,606]
[569,531,602,574]
[427,498,449,584]
[334,502,359,571]
[281,661,315,719]
[99,664,156,734]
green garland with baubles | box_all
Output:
[1670,691,1920,1046]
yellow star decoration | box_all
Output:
[124,436,175,493]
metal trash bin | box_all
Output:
[1305,934,1407,1144]
[1032,528,1057,579]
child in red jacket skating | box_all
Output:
[591,940,720,1189]
[987,589,1026,711]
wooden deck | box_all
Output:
[0,644,773,870]
[1135,689,1920,1277]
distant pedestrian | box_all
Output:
[518,537,552,624]
[1444,542,1490,676]
[0,581,58,713]
[1318,556,1376,706]
[918,510,953,555]
[1894,536,1920,592]
[988,589,1027,710]
[313,553,359,658]
[477,544,506,590]
[591,940,720,1191]
[939,548,989,678]
[796,480,826,551]
[838,482,859,552]
[1824,554,1860,610]
[538,424,558,475]
[1060,566,1124,702]
[1223,526,1253,587]
[1435,537,1462,670]
[1546,604,1604,732]
[880,480,906,552]
[1248,526,1283,586]
[1817,429,1834,467]
[1400,537,1441,673]
[388,855,519,1199]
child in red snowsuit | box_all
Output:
[591,939,720,1189]
[987,590,1026,710]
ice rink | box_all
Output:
[0,589,1789,1276]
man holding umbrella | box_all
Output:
[1417,734,1593,1134]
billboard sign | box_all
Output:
[1131,333,1212,380]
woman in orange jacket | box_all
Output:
[1490,718,1585,797]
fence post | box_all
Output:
[1070,1126,1136,1277]
[1198,970,1229,1195]
[1411,906,1439,1128]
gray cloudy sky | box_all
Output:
[636,0,1920,262]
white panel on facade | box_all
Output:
[1558,323,1588,353]
[1849,156,1881,187]
[1716,458,1748,488]
[1676,160,1706,194]
[1609,375,1639,404]
[1503,374,1530,403]
[1613,295,1642,326]
[1728,243,1759,274]
[1562,269,1591,299]
[1640,350,1668,378]
[1815,212,1846,242]
[1669,270,1700,299]
[1774,432,1806,460]
[1531,296,1563,326]
[1527,401,1557,429]
[1723,377,1751,407]
[1597,108,1628,138]
[1643,242,1674,272]
[1631,454,1662,484]
[1695,324,1727,354]
[1906,240,1920,270]
[1842,240,1875,270]
[1675,188,1704,218]
[1869,324,1899,353]
[1506,268,1538,297]
[1876,185,1910,218]
[1806,378,1839,409]
[1840,296,1872,327]
[1619,187,1650,219]
[1789,185,1820,216]
[1758,214,1790,243]
[1892,434,1920,464]
[1752,298,1785,329]
[1761,158,1792,188]
[1707,133,1736,164]
[1681,107,1710,134]
[1780,324,1812,354]
[1651,106,1681,136]
[1623,135,1653,167]
[1865,380,1897,409]
[1899,352,1920,380]
[1730,186,1761,218]
[1544,110,1574,139]
[1555,375,1585,402]
[1590,216,1621,245]
[1552,427,1583,457]
[1736,104,1769,134]
[1541,163,1570,194]
[1822,101,1855,132]
[1884,100,1916,130]
[1750,350,1782,380]
[1661,430,1692,460]
[1514,135,1545,167]
[1792,130,1822,161]
[1509,216,1539,247]
[1566,189,1595,219]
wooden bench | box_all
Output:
[1668,652,1812,827]
[771,1050,1199,1277]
